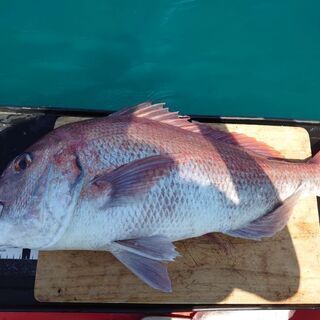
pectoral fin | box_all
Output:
[225,189,302,240]
[110,235,179,292]
[89,155,175,208]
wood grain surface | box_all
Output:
[35,120,320,304]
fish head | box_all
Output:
[0,132,84,249]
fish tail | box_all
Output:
[308,150,320,196]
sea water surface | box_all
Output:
[0,0,319,120]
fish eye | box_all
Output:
[14,153,33,172]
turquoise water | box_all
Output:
[0,0,319,120]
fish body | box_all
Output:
[47,113,309,249]
[0,102,318,291]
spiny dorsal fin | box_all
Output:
[110,102,283,158]
[109,102,200,131]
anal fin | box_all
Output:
[225,189,302,240]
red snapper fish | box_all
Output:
[0,102,318,292]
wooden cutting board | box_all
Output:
[34,121,320,304]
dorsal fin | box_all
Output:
[197,124,283,159]
[110,102,283,159]
[226,133,283,158]
[109,102,200,131]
